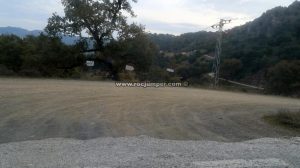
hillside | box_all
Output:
[148,31,217,52]
[149,1,300,87]
[149,1,300,54]
[223,1,300,74]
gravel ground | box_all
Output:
[0,136,300,168]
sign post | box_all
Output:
[86,61,95,67]
[125,65,135,71]
[166,68,175,73]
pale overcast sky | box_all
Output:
[0,0,297,35]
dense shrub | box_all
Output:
[266,60,300,96]
[265,109,300,129]
[0,34,84,78]
[0,64,15,76]
[276,110,300,128]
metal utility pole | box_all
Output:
[211,19,231,88]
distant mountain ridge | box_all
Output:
[0,26,78,45]
[0,26,42,37]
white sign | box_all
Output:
[166,68,175,73]
[125,65,135,71]
[208,73,215,78]
[86,61,95,67]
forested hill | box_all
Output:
[148,31,217,52]
[149,1,300,55]
[222,1,300,71]
[149,1,300,95]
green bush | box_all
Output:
[0,35,84,78]
[118,72,138,82]
[0,64,15,76]
[276,109,300,128]
[19,69,42,77]
[266,60,300,96]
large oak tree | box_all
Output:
[45,0,139,51]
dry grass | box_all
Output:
[264,109,300,130]
[0,77,300,143]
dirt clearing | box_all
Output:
[0,78,300,144]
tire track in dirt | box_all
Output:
[0,78,300,143]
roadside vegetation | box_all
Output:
[264,109,300,131]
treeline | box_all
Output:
[148,32,216,52]
[0,34,84,78]
[0,33,157,80]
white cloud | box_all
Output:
[0,0,296,34]
[131,0,253,34]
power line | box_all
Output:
[199,17,248,32]
[219,78,264,90]
[211,19,232,88]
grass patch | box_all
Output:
[264,109,300,131]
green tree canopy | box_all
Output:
[266,60,300,95]
[45,0,138,51]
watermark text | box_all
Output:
[115,82,189,88]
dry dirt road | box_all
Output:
[0,78,300,144]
